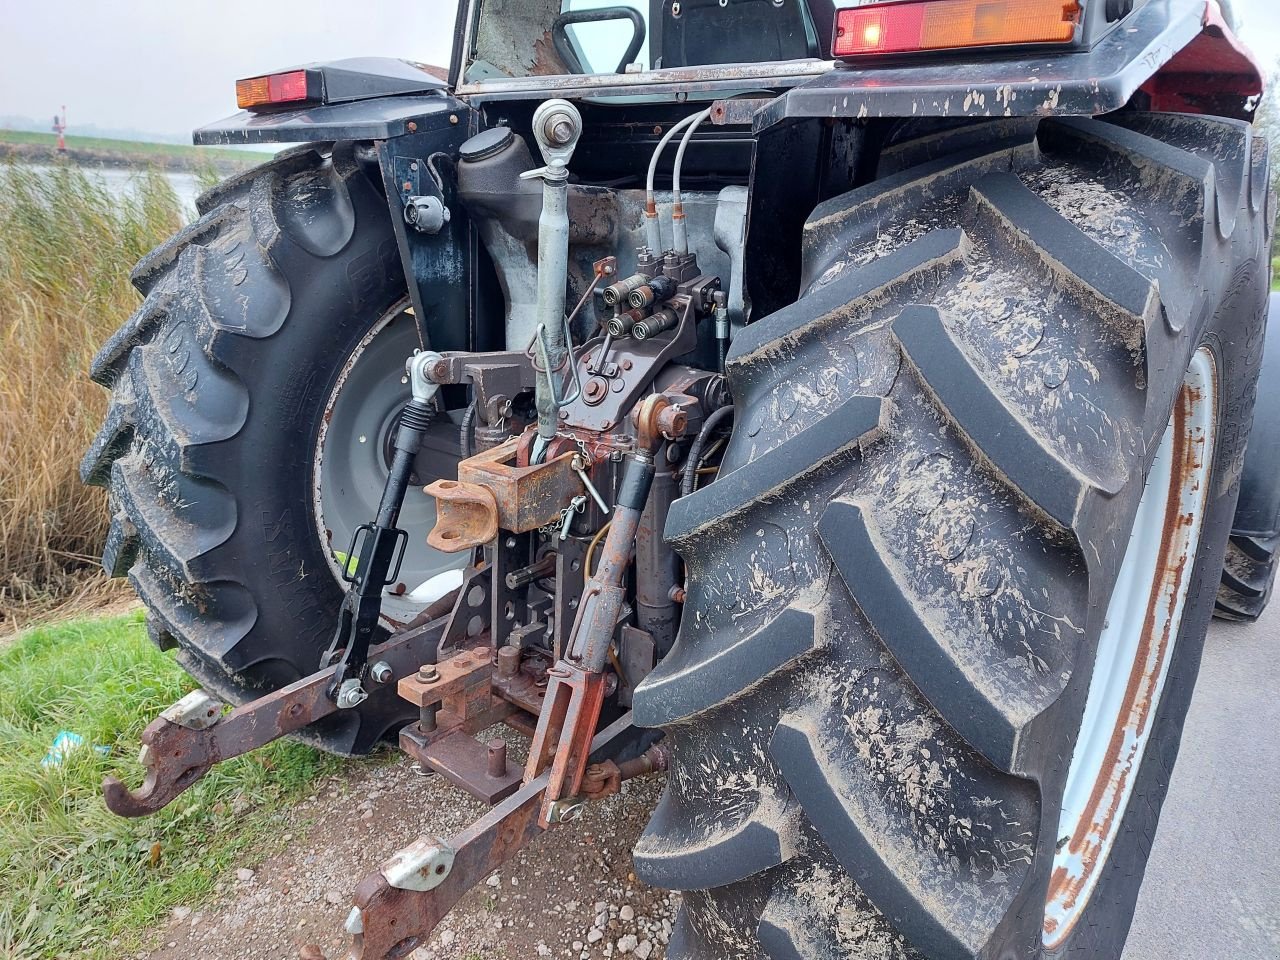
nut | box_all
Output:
[335,679,369,710]
[657,405,688,440]
[369,661,394,684]
[583,377,609,406]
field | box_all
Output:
[0,130,262,172]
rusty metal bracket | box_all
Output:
[103,611,452,817]
[523,661,607,826]
[424,480,498,553]
[436,436,581,534]
[708,97,773,126]
[342,712,634,960]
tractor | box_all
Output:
[82,1,1277,957]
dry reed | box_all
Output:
[0,161,185,627]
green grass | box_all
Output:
[0,129,263,166]
[0,611,343,958]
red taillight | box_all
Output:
[833,0,1081,58]
[236,69,315,109]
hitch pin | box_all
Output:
[571,456,610,515]
[560,495,588,540]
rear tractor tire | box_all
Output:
[81,144,443,754]
[633,113,1271,959]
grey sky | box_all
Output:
[0,0,1277,139]
[0,0,460,137]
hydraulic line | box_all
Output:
[681,405,733,497]
[670,108,712,255]
[459,400,476,459]
[644,109,708,253]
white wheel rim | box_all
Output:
[1043,347,1218,947]
[312,303,465,626]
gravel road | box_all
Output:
[135,607,1279,960]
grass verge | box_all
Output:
[0,611,343,959]
[0,130,262,169]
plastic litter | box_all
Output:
[41,730,110,768]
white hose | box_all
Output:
[644,109,710,252]
[671,108,712,255]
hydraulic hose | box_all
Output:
[459,401,476,459]
[644,109,709,253]
[671,108,712,256]
[681,404,733,497]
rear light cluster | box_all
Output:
[235,69,319,109]
[833,0,1081,58]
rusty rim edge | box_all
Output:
[1043,346,1219,945]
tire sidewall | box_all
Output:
[1045,287,1268,957]
[229,250,407,680]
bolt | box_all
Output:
[419,702,439,734]
[449,114,459,124]
[487,739,509,778]
[497,645,521,678]
[551,119,575,144]
[370,661,393,684]
[407,121,418,133]
[418,664,439,683]
[621,359,633,370]
[583,377,608,405]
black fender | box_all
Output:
[195,58,485,361]
[752,0,1263,131]
[193,58,459,146]
[1232,293,1280,540]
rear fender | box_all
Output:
[193,58,453,146]
[753,0,1264,132]
[194,61,483,359]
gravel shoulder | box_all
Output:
[140,732,673,960]
[137,610,1280,960]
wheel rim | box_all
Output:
[1043,347,1218,947]
[312,302,464,625]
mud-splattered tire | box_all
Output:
[1215,533,1279,621]
[633,114,1271,959]
[81,144,416,754]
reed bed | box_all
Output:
[0,162,187,628]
